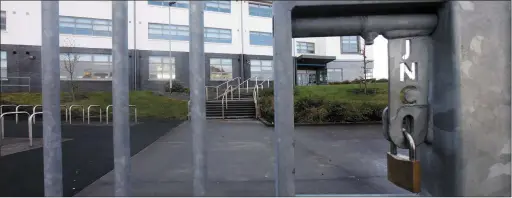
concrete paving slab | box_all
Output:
[76,120,414,196]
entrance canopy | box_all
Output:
[296,54,336,67]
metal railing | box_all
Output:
[106,105,138,124]
[205,77,241,100]
[0,105,17,115]
[220,85,235,118]
[28,112,43,146]
[68,105,85,124]
[1,111,30,139]
[15,105,33,124]
[87,105,103,124]
[0,76,31,93]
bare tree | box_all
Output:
[62,38,81,101]
[360,44,371,94]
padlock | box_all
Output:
[387,129,421,193]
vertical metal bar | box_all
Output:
[41,1,63,196]
[189,1,207,196]
[133,0,138,91]
[112,1,131,196]
[168,1,175,91]
[272,2,295,197]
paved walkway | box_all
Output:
[76,120,412,196]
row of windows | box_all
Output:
[1,51,351,83]
[147,1,273,18]
[148,1,231,13]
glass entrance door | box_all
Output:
[296,70,317,86]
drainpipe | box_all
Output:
[240,1,245,81]
[133,0,137,90]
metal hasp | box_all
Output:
[189,1,207,196]
[41,1,63,196]
[112,1,131,196]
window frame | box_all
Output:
[249,59,273,80]
[340,36,360,54]
[0,51,7,80]
[209,58,233,81]
[148,23,190,41]
[204,1,231,13]
[0,10,6,31]
[147,0,190,8]
[327,68,344,82]
[248,2,272,18]
[204,27,232,43]
[296,41,315,54]
[148,56,176,80]
[249,31,272,46]
[59,53,113,81]
[59,16,112,37]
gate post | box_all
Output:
[41,1,63,196]
[189,1,207,196]
[112,1,131,196]
[418,1,511,196]
[273,2,296,197]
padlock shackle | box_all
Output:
[403,129,416,160]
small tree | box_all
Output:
[62,38,81,101]
[360,44,371,94]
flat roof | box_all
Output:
[296,55,336,65]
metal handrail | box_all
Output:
[0,105,16,115]
[238,76,258,93]
[106,105,138,124]
[87,105,102,124]
[1,111,30,139]
[68,105,85,124]
[220,85,234,119]
[205,77,241,100]
[28,112,43,146]
[253,86,259,118]
[15,105,33,124]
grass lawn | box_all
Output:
[0,91,188,120]
[258,82,389,123]
[295,82,388,102]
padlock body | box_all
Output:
[387,152,421,193]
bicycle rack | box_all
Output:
[87,105,102,124]
[106,105,137,124]
[68,105,85,124]
[0,105,17,115]
[15,105,33,124]
[28,112,43,146]
[1,111,30,139]
[61,105,68,122]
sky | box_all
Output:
[372,35,389,79]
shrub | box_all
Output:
[164,80,188,93]
[376,78,389,83]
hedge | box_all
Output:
[258,85,387,124]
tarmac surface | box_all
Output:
[0,119,183,197]
[75,120,413,196]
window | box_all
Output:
[1,11,6,30]
[0,51,6,79]
[209,58,232,80]
[59,16,112,37]
[59,53,112,80]
[205,1,231,13]
[249,3,272,18]
[249,31,272,46]
[250,59,272,80]
[148,56,176,80]
[204,27,231,43]
[341,36,360,53]
[297,42,315,54]
[148,23,190,41]
[148,0,189,8]
[327,68,343,82]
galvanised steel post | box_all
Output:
[272,2,295,197]
[112,1,131,196]
[41,1,63,196]
[189,1,207,196]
